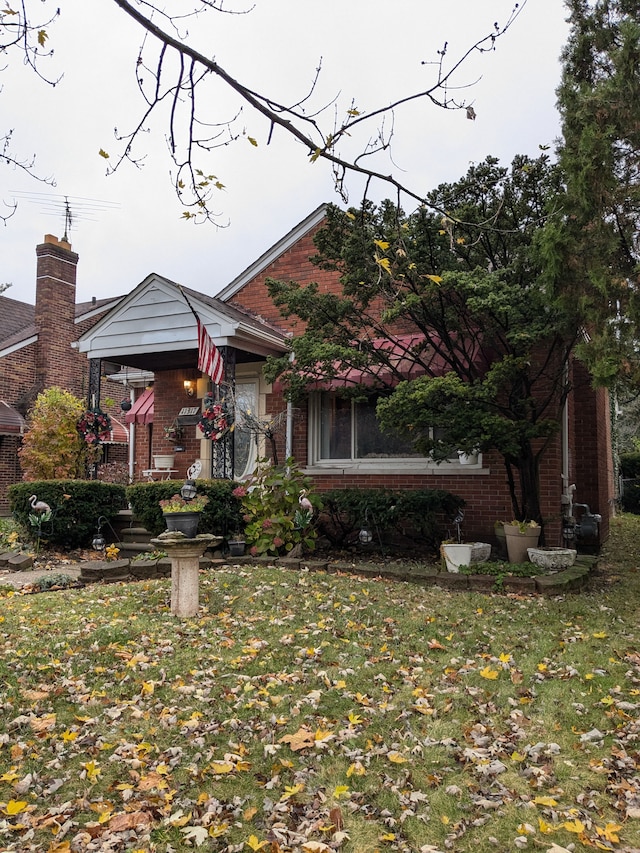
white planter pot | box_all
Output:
[153,454,175,469]
[441,542,491,573]
[457,451,479,465]
[527,547,577,570]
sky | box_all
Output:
[1,0,571,306]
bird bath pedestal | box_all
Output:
[151,532,222,617]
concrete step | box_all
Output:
[116,542,155,559]
[120,527,154,544]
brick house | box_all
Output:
[76,205,615,546]
[0,234,129,513]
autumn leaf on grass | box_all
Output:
[108,811,152,831]
[314,728,335,747]
[280,783,305,802]
[480,666,499,680]
[387,751,408,764]
[82,760,101,783]
[182,825,209,846]
[246,835,270,851]
[563,818,586,834]
[595,822,621,843]
[279,726,315,751]
[533,796,558,807]
[208,760,235,774]
[428,638,446,650]
[21,688,50,701]
[302,842,333,853]
[30,713,56,732]
[3,800,28,816]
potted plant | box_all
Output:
[163,421,183,444]
[159,493,209,538]
[153,453,176,469]
[227,534,246,557]
[503,519,541,563]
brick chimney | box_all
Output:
[35,234,80,391]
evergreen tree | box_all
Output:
[543,0,640,387]
[266,156,579,524]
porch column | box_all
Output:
[212,346,236,479]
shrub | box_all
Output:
[18,387,88,480]
[619,452,640,478]
[619,453,640,514]
[126,479,243,537]
[8,481,127,549]
[319,487,464,550]
[235,458,321,557]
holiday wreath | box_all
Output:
[77,408,112,445]
[197,394,233,441]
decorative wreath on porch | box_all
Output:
[197,394,233,441]
[77,408,112,445]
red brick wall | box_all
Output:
[0,236,130,512]
[229,223,336,333]
[35,236,82,394]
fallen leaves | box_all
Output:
[0,560,638,852]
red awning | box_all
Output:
[278,333,489,392]
[124,388,154,425]
[305,334,436,390]
[0,401,26,436]
[104,416,129,444]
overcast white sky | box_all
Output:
[1,0,570,306]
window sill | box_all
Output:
[303,460,489,476]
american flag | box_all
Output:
[197,317,224,385]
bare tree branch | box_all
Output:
[2,0,528,225]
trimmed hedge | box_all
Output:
[8,480,127,549]
[620,452,640,478]
[318,487,464,550]
[619,454,640,513]
[125,479,243,538]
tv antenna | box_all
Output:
[10,191,120,240]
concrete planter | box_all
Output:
[527,546,577,570]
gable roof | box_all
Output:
[215,204,328,302]
[77,273,289,370]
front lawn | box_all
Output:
[0,516,639,852]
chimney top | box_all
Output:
[43,234,72,251]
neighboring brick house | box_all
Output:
[77,205,615,546]
[0,234,129,513]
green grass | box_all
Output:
[0,516,639,851]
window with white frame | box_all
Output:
[308,392,479,469]
[311,392,422,462]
